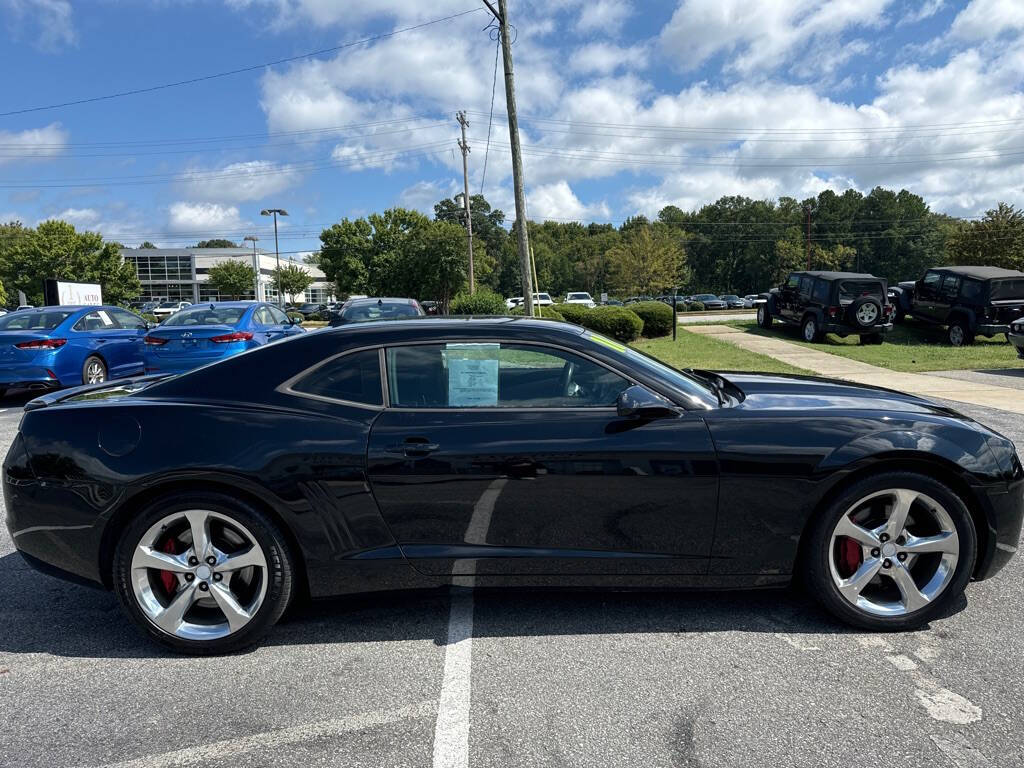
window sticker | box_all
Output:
[96,310,115,326]
[445,343,499,406]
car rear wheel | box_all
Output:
[82,355,107,385]
[113,492,294,654]
[801,315,823,342]
[757,304,772,328]
[805,472,976,630]
[948,321,974,346]
[849,297,883,328]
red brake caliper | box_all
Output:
[159,536,178,594]
[838,534,863,577]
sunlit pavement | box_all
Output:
[1,395,1022,768]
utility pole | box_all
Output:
[456,111,475,293]
[243,235,260,300]
[484,0,534,317]
[805,206,812,270]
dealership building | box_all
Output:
[120,247,336,304]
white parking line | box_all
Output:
[93,700,437,768]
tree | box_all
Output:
[193,239,237,248]
[434,193,503,289]
[271,264,314,303]
[404,220,468,313]
[947,203,1024,270]
[138,241,157,249]
[608,224,687,295]
[206,260,256,300]
[0,220,141,305]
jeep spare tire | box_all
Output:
[849,297,882,328]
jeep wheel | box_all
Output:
[757,304,772,328]
[948,321,974,347]
[802,315,823,343]
[849,297,882,328]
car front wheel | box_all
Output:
[948,321,974,346]
[757,304,772,328]
[805,472,976,630]
[801,315,823,342]
[113,492,294,654]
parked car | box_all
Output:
[15,305,34,312]
[296,303,328,319]
[623,296,654,305]
[505,293,554,309]
[6,316,1020,653]
[328,297,425,326]
[564,292,596,308]
[151,301,192,320]
[419,300,439,316]
[0,305,148,396]
[758,271,893,344]
[691,294,728,310]
[1008,317,1024,358]
[889,266,1024,346]
[742,294,765,308]
[719,294,746,309]
[143,301,303,375]
[602,298,624,306]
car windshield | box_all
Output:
[696,294,719,301]
[837,280,884,303]
[157,301,180,308]
[162,306,247,326]
[990,279,1024,301]
[300,304,319,310]
[342,301,420,322]
[0,310,73,331]
[567,293,590,300]
[721,295,739,301]
[537,294,552,301]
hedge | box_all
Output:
[686,301,705,312]
[510,305,565,321]
[579,306,644,342]
[141,313,159,324]
[555,302,590,325]
[449,289,507,316]
[628,301,674,337]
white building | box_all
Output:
[120,247,335,304]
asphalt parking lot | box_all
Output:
[1,393,1023,768]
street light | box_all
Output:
[243,235,260,300]
[260,208,288,307]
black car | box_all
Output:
[5,318,1021,653]
[890,266,1024,346]
[328,297,424,326]
[691,294,728,310]
[759,271,893,344]
[719,294,746,309]
[295,303,327,319]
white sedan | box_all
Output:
[506,293,554,309]
[151,300,192,319]
[564,292,597,308]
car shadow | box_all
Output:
[0,551,969,659]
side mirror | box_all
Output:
[616,385,680,420]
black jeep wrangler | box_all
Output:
[757,271,893,344]
[889,266,1024,346]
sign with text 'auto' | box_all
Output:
[43,279,103,306]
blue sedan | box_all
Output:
[0,305,148,396]
[143,301,304,374]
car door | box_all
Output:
[107,308,148,376]
[365,340,719,578]
[250,305,278,345]
[267,305,300,339]
[779,273,801,320]
[936,274,961,323]
[915,270,943,321]
[72,310,131,375]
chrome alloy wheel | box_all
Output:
[856,302,879,325]
[828,489,959,617]
[803,318,817,341]
[757,305,765,324]
[85,359,106,384]
[130,509,269,640]
[949,325,965,346]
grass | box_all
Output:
[633,329,811,375]
[728,319,1023,373]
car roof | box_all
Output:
[16,305,115,313]
[797,271,883,280]
[186,301,258,307]
[932,266,1024,280]
[344,297,418,306]
[324,315,584,335]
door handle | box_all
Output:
[386,438,440,457]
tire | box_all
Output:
[849,297,883,329]
[948,320,974,347]
[804,472,976,631]
[757,303,772,328]
[801,314,823,343]
[112,491,295,654]
[82,355,107,385]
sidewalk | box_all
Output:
[687,324,1024,415]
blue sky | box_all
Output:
[1,0,1022,259]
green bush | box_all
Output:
[286,311,305,323]
[556,303,590,325]
[687,301,705,312]
[579,306,644,342]
[142,313,159,324]
[510,305,565,321]
[449,289,507,316]
[629,301,674,337]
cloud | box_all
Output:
[0,123,69,165]
[52,207,100,227]
[2,0,75,51]
[574,0,633,34]
[397,179,458,214]
[949,0,1024,41]
[528,181,611,221]
[167,202,246,233]
[570,42,649,74]
[181,161,303,202]
[898,0,945,26]
[224,0,474,28]
[659,0,893,76]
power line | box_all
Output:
[479,37,501,195]
[0,8,484,118]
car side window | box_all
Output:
[290,349,383,406]
[253,307,275,326]
[811,279,830,303]
[941,275,960,299]
[798,276,813,298]
[73,310,118,332]
[109,309,146,330]
[385,343,628,409]
[268,306,290,325]
[786,274,800,289]
[921,271,942,296]
[960,279,983,301]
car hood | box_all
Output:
[713,371,966,417]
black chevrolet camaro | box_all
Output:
[4,318,1022,653]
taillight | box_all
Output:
[15,338,66,350]
[210,331,253,343]
[827,306,840,318]
[144,335,168,346]
[884,304,894,316]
